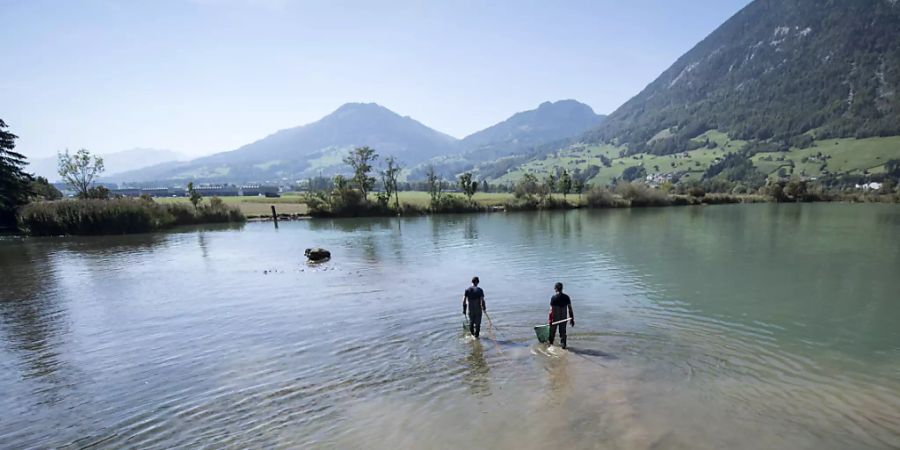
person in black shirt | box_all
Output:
[462,276,486,337]
[548,282,574,348]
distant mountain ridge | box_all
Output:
[461,99,604,160]
[585,0,900,155]
[113,103,460,183]
[113,100,603,184]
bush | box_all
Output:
[431,194,484,213]
[304,188,396,217]
[584,187,626,208]
[19,198,170,235]
[17,198,244,236]
[194,196,244,223]
[504,193,572,211]
[615,183,672,207]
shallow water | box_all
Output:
[1,204,898,449]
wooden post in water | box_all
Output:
[271,205,278,228]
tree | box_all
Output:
[784,177,808,201]
[481,179,489,193]
[573,178,585,202]
[426,165,443,208]
[0,119,32,227]
[559,170,573,202]
[621,165,647,182]
[514,173,539,199]
[344,146,378,198]
[58,148,104,198]
[30,176,62,200]
[458,172,478,201]
[546,174,557,194]
[381,156,401,212]
[187,182,203,208]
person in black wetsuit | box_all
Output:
[548,282,574,348]
[462,277,486,337]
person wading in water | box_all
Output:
[548,282,574,348]
[463,277,486,337]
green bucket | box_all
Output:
[534,324,550,343]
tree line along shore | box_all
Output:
[2,129,898,236]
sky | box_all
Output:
[1,0,751,159]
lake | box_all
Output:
[1,204,898,449]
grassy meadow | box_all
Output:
[155,195,309,217]
[488,131,899,184]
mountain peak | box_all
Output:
[460,99,604,158]
[330,102,394,116]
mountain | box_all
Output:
[586,0,900,155]
[115,100,604,184]
[27,148,185,181]
[115,103,459,183]
[461,99,604,159]
[404,100,605,179]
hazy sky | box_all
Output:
[2,0,750,159]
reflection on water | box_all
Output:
[0,204,898,449]
[462,338,491,396]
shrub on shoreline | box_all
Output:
[17,197,244,236]
[615,183,672,207]
[584,187,628,208]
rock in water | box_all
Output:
[305,248,331,261]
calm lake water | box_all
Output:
[1,204,898,449]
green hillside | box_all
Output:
[485,133,900,187]
[585,0,900,155]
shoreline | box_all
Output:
[246,195,898,222]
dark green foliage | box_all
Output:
[84,185,111,200]
[30,176,62,201]
[615,183,671,207]
[579,165,602,182]
[586,0,900,155]
[584,186,626,208]
[187,182,202,208]
[305,180,376,217]
[431,194,486,213]
[426,165,443,208]
[16,197,244,236]
[504,195,569,211]
[621,165,647,182]
[307,149,405,217]
[0,119,32,228]
[513,174,540,199]
[458,172,478,200]
[573,178,585,199]
[474,155,531,180]
[703,153,768,189]
[381,156,401,211]
[559,170,573,200]
[344,146,378,197]
[886,159,900,178]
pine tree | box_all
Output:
[0,119,33,228]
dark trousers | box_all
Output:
[549,322,567,346]
[549,305,567,346]
[468,309,482,337]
